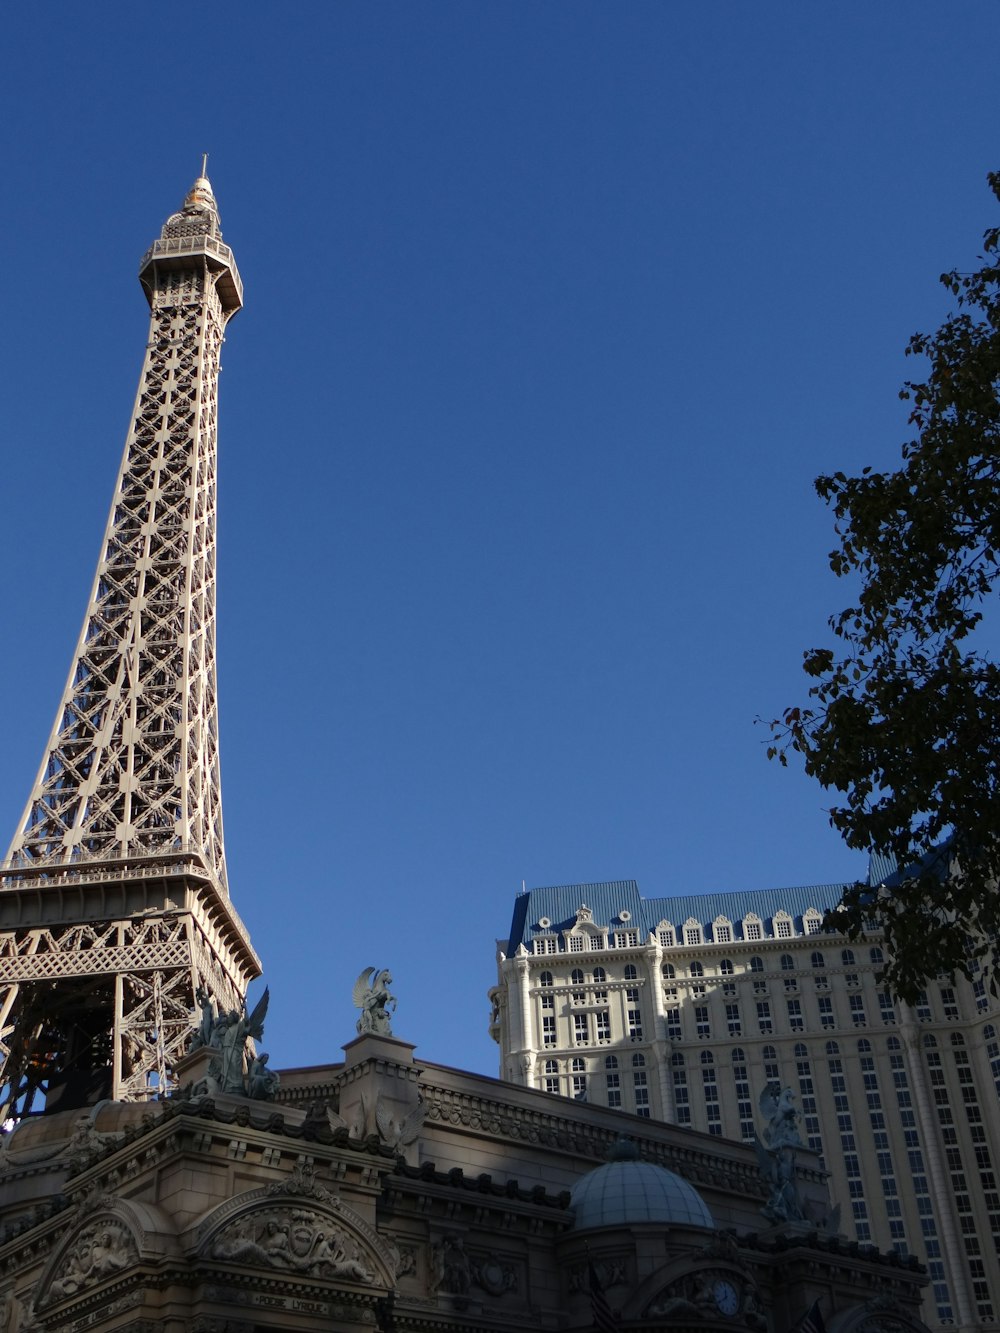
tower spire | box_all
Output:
[0,177,258,1118]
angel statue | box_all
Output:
[759,1081,803,1151]
[353,968,396,1036]
[192,987,271,1096]
[754,1082,806,1225]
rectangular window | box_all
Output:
[850,995,866,1026]
[544,1076,560,1094]
[745,921,762,940]
[726,1003,742,1036]
[756,1001,772,1033]
[542,1016,556,1047]
[573,1014,588,1045]
[666,1007,682,1039]
[695,1006,710,1038]
[818,996,834,1028]
[634,1072,649,1112]
[658,929,674,947]
[608,1066,624,1109]
[776,919,792,938]
[878,991,897,1024]
[616,930,638,948]
[628,1009,644,1040]
[535,937,558,955]
[595,1010,611,1043]
[714,923,732,943]
[787,999,803,1031]
[569,934,584,952]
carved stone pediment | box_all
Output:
[37,1217,137,1309]
[209,1204,378,1283]
[645,1265,765,1328]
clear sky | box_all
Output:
[1,3,998,1078]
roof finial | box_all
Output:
[201,152,209,178]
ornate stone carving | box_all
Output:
[210,1206,375,1281]
[265,1159,337,1206]
[754,1082,806,1224]
[430,1234,472,1295]
[375,1094,426,1152]
[472,1251,517,1296]
[43,1218,137,1305]
[353,968,396,1036]
[648,1269,764,1327]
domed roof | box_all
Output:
[570,1138,715,1231]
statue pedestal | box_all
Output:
[342,1032,417,1071]
[339,1033,422,1160]
[172,1043,218,1093]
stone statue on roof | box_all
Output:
[353,968,396,1036]
[754,1082,806,1224]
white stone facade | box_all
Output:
[492,884,1000,1332]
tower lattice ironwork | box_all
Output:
[0,171,260,1118]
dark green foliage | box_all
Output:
[770,173,1000,1001]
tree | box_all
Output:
[770,172,1000,1002]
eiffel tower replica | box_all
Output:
[0,167,260,1119]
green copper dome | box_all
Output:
[570,1140,715,1230]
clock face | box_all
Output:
[712,1280,740,1316]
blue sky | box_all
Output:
[1,3,998,1077]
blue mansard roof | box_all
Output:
[504,872,871,953]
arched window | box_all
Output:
[719,958,734,975]
[593,966,607,983]
[671,1052,685,1068]
[923,1034,937,1048]
[690,961,704,978]
[731,1047,746,1062]
[870,947,884,965]
[780,953,795,971]
[762,1045,777,1062]
[571,968,584,985]
[544,1059,558,1073]
[700,1050,714,1065]
[810,951,825,969]
[624,964,638,981]
[825,1041,840,1056]
[986,1024,996,1040]
[857,1038,871,1054]
[540,972,553,987]
[662,963,676,980]
[750,956,764,973]
[951,1031,966,1047]
[571,1057,586,1072]
[605,1055,618,1070]
[887,1036,901,1051]
[633,1052,646,1067]
[794,1042,808,1058]
[841,948,856,966]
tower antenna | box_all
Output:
[201,151,209,176]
